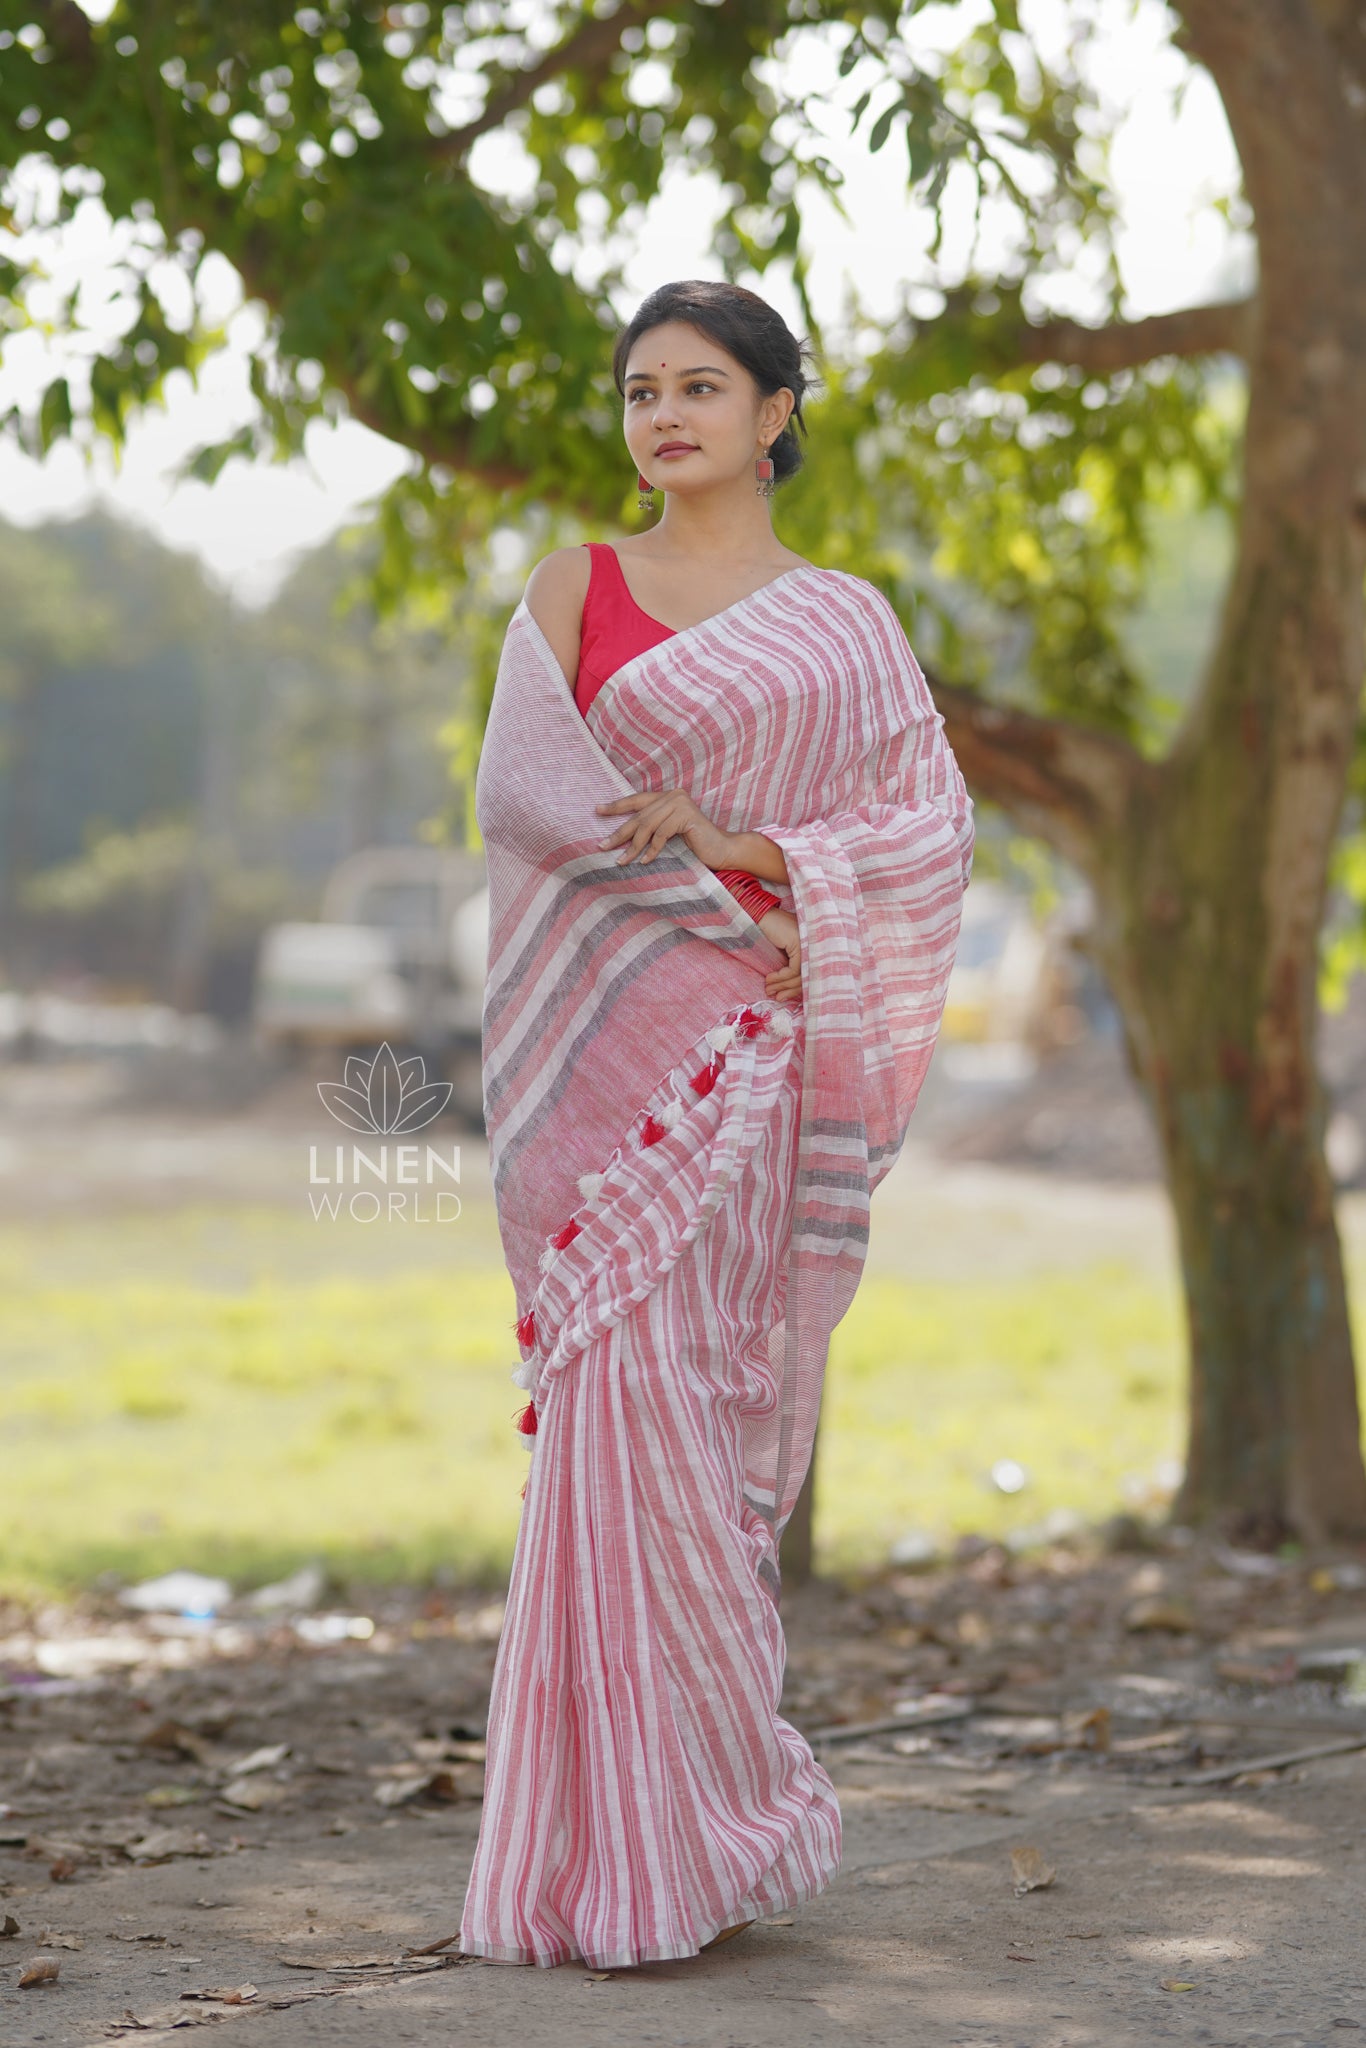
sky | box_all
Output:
[0,0,1248,606]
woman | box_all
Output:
[460,279,974,1970]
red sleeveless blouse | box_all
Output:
[574,542,781,922]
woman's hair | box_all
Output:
[611,279,820,486]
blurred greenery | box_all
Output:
[0,511,492,1006]
[6,1203,1356,1597]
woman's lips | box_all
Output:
[656,444,698,457]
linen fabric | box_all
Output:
[574,540,782,921]
[460,564,973,1967]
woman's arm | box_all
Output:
[524,546,592,688]
[722,831,789,887]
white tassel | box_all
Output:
[510,1362,533,1391]
[538,1244,558,1273]
[767,1005,796,1036]
[659,1098,685,1131]
[706,1022,737,1053]
[519,1430,536,1452]
[576,1170,606,1201]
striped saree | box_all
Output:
[459,565,973,1967]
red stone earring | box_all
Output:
[755,450,776,499]
[637,470,655,511]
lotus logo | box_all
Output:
[317,1042,453,1135]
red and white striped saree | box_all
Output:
[459,565,973,1968]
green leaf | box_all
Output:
[868,103,899,154]
[38,378,73,456]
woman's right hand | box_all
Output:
[758,907,802,1005]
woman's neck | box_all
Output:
[642,485,790,566]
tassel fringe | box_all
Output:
[512,998,796,1446]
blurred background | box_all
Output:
[1,0,1364,1623]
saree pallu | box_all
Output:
[460,565,973,1967]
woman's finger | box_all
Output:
[607,805,666,856]
[596,794,650,815]
[641,819,681,863]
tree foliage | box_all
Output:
[3,1,1231,731]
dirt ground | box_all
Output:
[3,1535,1366,2048]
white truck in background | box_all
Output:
[252,846,489,1126]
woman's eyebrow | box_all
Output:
[624,365,731,383]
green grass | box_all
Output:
[820,1266,1184,1568]
[1,1208,1361,1597]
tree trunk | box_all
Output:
[938,0,1366,1543]
[779,1422,818,1588]
[1098,883,1365,1542]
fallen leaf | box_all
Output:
[218,1777,287,1812]
[22,1835,89,1867]
[1,1914,19,1936]
[1010,1845,1057,1895]
[180,1984,258,2004]
[1160,1979,1196,1992]
[123,1827,217,1864]
[19,1955,60,1986]
[1065,1929,1103,1940]
[104,2003,224,2031]
[1214,1654,1298,1688]
[374,1767,460,1808]
[765,1914,795,1926]
[223,1744,289,1778]
[139,1722,216,1766]
[38,1928,82,1948]
[584,1969,615,1982]
[1006,1951,1036,1963]
[1062,1705,1111,1752]
[1123,1597,1196,1634]
[145,1785,202,1809]
[48,1857,79,1883]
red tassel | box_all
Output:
[550,1218,581,1251]
[734,1005,767,1040]
[690,1060,720,1097]
[640,1113,668,1146]
[516,1400,537,1436]
[515,1308,536,1349]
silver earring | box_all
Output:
[755,449,776,499]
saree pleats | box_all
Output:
[459,1032,840,1969]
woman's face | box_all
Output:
[621,320,794,497]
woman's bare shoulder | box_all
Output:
[525,545,590,620]
[524,545,591,684]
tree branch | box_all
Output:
[924,672,1150,873]
[432,0,675,162]
[1015,298,1254,372]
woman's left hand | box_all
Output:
[595,790,735,872]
